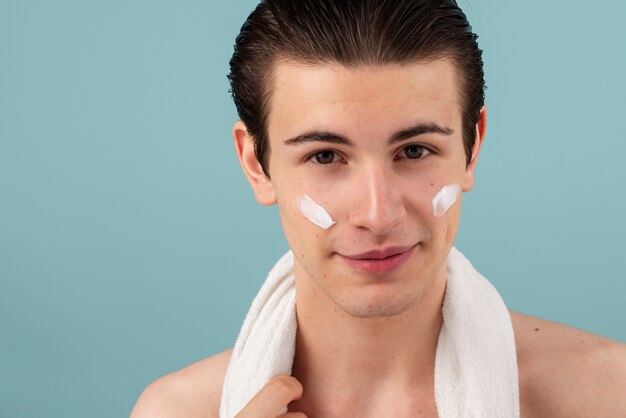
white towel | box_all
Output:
[219,247,520,417]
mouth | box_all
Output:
[338,244,417,275]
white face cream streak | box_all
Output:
[432,184,461,217]
[298,195,336,229]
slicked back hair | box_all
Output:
[228,0,485,176]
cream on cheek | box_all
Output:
[296,185,457,227]
[297,195,336,229]
[432,184,461,217]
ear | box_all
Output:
[233,120,277,206]
[462,105,487,192]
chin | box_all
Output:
[336,286,421,319]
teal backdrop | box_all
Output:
[1,1,625,417]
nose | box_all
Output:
[347,164,406,236]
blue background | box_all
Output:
[1,1,624,417]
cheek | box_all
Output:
[419,182,462,247]
[431,184,461,218]
[438,193,462,246]
[276,171,462,246]
[396,180,461,225]
[276,193,328,257]
[297,195,336,229]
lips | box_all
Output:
[338,244,417,275]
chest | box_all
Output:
[287,386,439,418]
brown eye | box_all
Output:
[403,145,429,159]
[313,150,336,164]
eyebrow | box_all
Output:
[283,123,454,146]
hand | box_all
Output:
[235,375,307,417]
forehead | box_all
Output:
[266,59,462,141]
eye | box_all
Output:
[311,150,336,164]
[402,144,431,159]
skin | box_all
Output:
[256,59,471,416]
[130,60,626,418]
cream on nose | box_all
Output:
[432,184,461,217]
[298,195,336,229]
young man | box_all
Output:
[132,1,626,417]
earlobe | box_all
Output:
[233,121,277,206]
[462,105,487,193]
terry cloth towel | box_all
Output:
[219,247,520,418]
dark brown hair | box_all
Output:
[228,0,485,176]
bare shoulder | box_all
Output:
[130,348,233,418]
[510,311,626,418]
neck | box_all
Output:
[289,261,447,414]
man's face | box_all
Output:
[238,59,484,318]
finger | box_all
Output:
[236,375,304,418]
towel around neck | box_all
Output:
[219,246,520,418]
